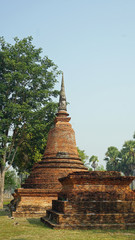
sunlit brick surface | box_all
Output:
[41,171,135,229]
[11,110,87,217]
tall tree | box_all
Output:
[77,147,90,168]
[89,155,99,171]
[104,146,120,171]
[104,139,135,176]
[77,147,88,163]
[4,170,20,191]
[120,140,135,176]
[12,103,57,174]
[0,36,60,207]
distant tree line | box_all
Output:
[104,134,135,176]
[78,133,135,176]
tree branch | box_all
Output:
[5,146,18,171]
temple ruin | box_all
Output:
[41,171,135,229]
[11,73,135,230]
[11,74,88,217]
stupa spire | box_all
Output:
[58,72,67,112]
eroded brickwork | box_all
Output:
[41,171,135,229]
[11,189,58,218]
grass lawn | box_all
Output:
[0,201,135,240]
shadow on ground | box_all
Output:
[0,206,10,217]
[27,218,49,228]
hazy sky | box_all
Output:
[0,0,135,167]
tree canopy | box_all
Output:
[120,140,135,176]
[89,155,99,171]
[4,170,20,191]
[104,146,120,172]
[104,137,135,176]
[77,147,88,163]
[0,36,60,207]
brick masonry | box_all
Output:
[10,110,88,217]
[41,171,135,229]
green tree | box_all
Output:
[77,147,89,169]
[0,36,60,207]
[104,146,120,171]
[77,147,88,163]
[89,155,99,171]
[120,140,135,176]
[12,102,57,174]
[96,164,105,171]
[4,170,20,191]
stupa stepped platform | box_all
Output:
[23,156,86,189]
[11,145,87,218]
[41,171,135,229]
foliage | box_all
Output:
[0,36,60,172]
[104,146,121,172]
[78,152,105,171]
[120,140,135,176]
[4,170,20,190]
[89,155,99,170]
[95,164,105,171]
[89,155,99,163]
[77,147,88,164]
[104,138,135,176]
[12,103,57,173]
[0,36,60,207]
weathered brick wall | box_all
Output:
[42,171,135,229]
[11,189,58,218]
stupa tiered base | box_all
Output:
[41,171,135,229]
[11,156,87,217]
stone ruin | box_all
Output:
[41,171,135,229]
[10,74,87,217]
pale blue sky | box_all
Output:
[0,0,135,167]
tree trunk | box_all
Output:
[0,167,5,208]
[0,145,17,208]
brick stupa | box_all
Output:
[11,74,88,217]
